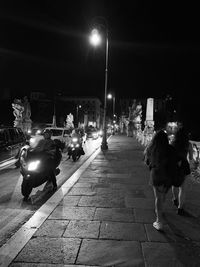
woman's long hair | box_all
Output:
[172,127,189,154]
[148,130,169,165]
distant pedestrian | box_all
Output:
[171,126,193,215]
[144,130,179,230]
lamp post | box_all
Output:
[90,25,109,150]
[107,93,115,123]
[52,95,56,127]
[76,105,81,127]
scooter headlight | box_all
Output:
[27,160,40,171]
[72,137,78,142]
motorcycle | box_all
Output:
[19,140,62,200]
[68,137,85,162]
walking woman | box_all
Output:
[171,127,193,215]
[144,130,178,230]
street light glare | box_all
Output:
[89,29,101,46]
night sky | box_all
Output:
[0,1,200,112]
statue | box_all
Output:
[12,96,32,132]
[66,113,74,129]
[22,96,31,121]
[12,99,24,128]
[22,96,32,133]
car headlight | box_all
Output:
[70,144,74,147]
[36,130,41,134]
[72,137,78,142]
[27,160,40,171]
[75,144,80,147]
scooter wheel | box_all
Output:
[21,179,32,198]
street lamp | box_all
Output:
[89,24,109,150]
[76,105,82,127]
[107,93,115,123]
[52,94,56,127]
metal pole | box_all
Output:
[113,95,115,121]
[101,30,108,150]
[76,105,78,127]
[52,95,56,127]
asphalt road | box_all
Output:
[0,137,102,247]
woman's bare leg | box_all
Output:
[153,186,164,222]
[171,186,176,201]
[178,176,188,209]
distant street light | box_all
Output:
[107,93,115,123]
[76,105,82,127]
[89,20,109,150]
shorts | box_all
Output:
[149,167,171,189]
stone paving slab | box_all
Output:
[34,219,69,237]
[142,241,200,267]
[58,196,81,206]
[144,223,178,242]
[99,177,148,185]
[67,187,97,196]
[11,264,99,267]
[81,171,107,178]
[134,208,155,223]
[76,239,145,267]
[14,237,81,264]
[63,220,100,239]
[49,206,96,220]
[78,177,100,183]
[164,211,200,242]
[94,207,135,222]
[78,194,125,208]
[99,221,147,241]
[125,197,155,209]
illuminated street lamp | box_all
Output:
[107,93,115,123]
[89,25,108,150]
[76,105,82,127]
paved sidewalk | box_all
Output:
[5,134,200,266]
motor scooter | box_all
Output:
[19,140,62,200]
[68,137,85,162]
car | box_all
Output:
[28,127,43,136]
[29,127,72,149]
[0,126,26,169]
[86,127,99,140]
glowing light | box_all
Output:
[89,29,101,46]
[27,160,40,171]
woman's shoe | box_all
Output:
[177,208,185,216]
[153,221,164,231]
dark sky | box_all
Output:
[0,0,200,102]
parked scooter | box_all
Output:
[67,137,85,162]
[19,140,62,200]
